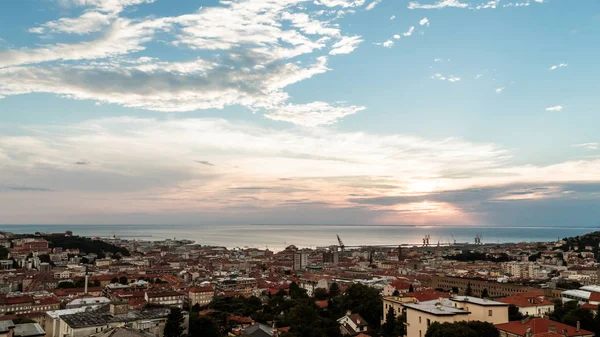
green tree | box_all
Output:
[341,284,383,330]
[425,321,499,337]
[329,283,340,298]
[408,284,414,292]
[481,288,489,298]
[164,307,185,337]
[314,288,328,300]
[452,287,459,294]
[289,281,308,299]
[111,277,119,284]
[119,276,128,285]
[190,315,222,337]
[381,306,396,337]
[0,247,9,260]
[392,289,400,296]
[508,304,524,321]
[465,282,473,296]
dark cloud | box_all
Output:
[74,161,90,165]
[194,160,215,166]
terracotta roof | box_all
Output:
[315,300,329,309]
[495,318,594,337]
[189,286,213,293]
[497,292,554,307]
[588,292,600,302]
[348,313,368,327]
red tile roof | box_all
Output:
[497,292,554,307]
[495,318,594,337]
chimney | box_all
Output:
[346,310,351,316]
[548,324,556,333]
[562,328,568,336]
[84,265,89,295]
[576,321,580,332]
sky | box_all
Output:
[0,0,599,227]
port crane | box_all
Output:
[337,234,345,253]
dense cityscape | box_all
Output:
[1,230,600,337]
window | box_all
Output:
[419,330,422,337]
[419,316,421,323]
[427,319,431,327]
[488,310,493,317]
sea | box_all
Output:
[1,224,598,251]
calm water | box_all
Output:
[1,224,598,251]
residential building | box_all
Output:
[293,251,308,271]
[337,311,369,336]
[188,286,214,307]
[404,296,509,337]
[0,321,45,337]
[431,276,537,297]
[56,301,181,337]
[144,291,185,309]
[495,318,594,337]
[497,292,554,317]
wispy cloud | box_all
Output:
[432,73,461,82]
[573,143,599,151]
[549,63,568,71]
[390,15,396,20]
[495,87,505,94]
[419,17,430,26]
[2,117,600,224]
[0,0,371,127]
[264,101,365,126]
[545,105,564,112]
[329,35,364,55]
[365,0,382,10]
[408,0,468,9]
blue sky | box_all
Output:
[0,0,599,226]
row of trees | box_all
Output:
[185,282,383,337]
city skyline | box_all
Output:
[1,0,599,226]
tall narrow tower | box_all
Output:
[84,265,89,294]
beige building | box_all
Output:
[403,296,508,337]
[188,286,214,307]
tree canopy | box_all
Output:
[425,321,499,337]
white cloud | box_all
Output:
[419,17,430,26]
[495,87,505,93]
[545,105,564,112]
[0,0,369,126]
[503,2,530,7]
[29,11,111,35]
[475,0,500,9]
[365,0,382,10]
[264,101,365,126]
[549,63,568,71]
[432,73,460,82]
[474,74,483,79]
[375,39,395,48]
[55,0,156,14]
[573,143,599,151]
[403,26,415,36]
[329,35,363,55]
[390,15,396,20]
[434,58,442,62]
[408,0,468,9]
[3,116,600,223]
[315,0,367,8]
[0,18,168,68]
[393,34,401,39]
